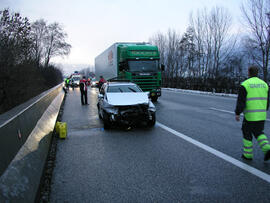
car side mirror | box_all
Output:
[98,94,104,99]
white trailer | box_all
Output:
[94,43,118,81]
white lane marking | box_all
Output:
[156,122,270,183]
[210,107,270,122]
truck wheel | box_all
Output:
[151,96,158,102]
[147,113,156,127]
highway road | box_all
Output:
[50,87,270,202]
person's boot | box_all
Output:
[257,134,270,161]
[264,150,270,161]
[242,154,252,161]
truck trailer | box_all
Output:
[95,42,163,101]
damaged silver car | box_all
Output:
[97,82,156,129]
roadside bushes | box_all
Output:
[162,76,239,94]
[0,62,63,114]
[40,65,63,88]
[0,9,67,114]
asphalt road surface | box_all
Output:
[50,87,270,202]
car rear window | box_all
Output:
[107,85,142,93]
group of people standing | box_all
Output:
[79,75,106,105]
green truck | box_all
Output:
[95,42,163,101]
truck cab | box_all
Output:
[95,42,163,102]
[117,43,162,101]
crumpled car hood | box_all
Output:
[106,92,149,106]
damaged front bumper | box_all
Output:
[104,103,155,126]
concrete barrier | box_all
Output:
[0,84,65,202]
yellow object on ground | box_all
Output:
[55,121,61,133]
[58,122,67,139]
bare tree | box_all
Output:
[179,27,196,77]
[150,30,183,87]
[189,7,233,79]
[31,19,47,66]
[189,12,205,78]
[166,29,181,87]
[241,0,270,81]
[149,32,168,85]
[0,9,32,66]
[149,31,167,65]
[43,22,71,67]
[0,9,66,114]
[150,7,234,91]
[209,7,232,77]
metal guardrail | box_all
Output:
[0,84,63,176]
[0,83,65,202]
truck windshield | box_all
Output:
[128,60,158,72]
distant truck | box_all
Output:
[95,42,163,101]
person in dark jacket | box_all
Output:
[98,76,106,91]
[235,66,270,161]
[79,76,88,105]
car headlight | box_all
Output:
[148,101,156,112]
[103,103,118,114]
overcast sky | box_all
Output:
[1,0,243,74]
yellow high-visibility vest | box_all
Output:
[241,77,269,121]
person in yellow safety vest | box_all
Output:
[64,78,70,90]
[235,66,270,161]
[66,78,70,89]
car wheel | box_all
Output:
[147,112,156,127]
[97,104,102,119]
[104,122,111,130]
[103,112,111,130]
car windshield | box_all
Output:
[72,76,80,81]
[128,60,158,72]
[107,85,142,93]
